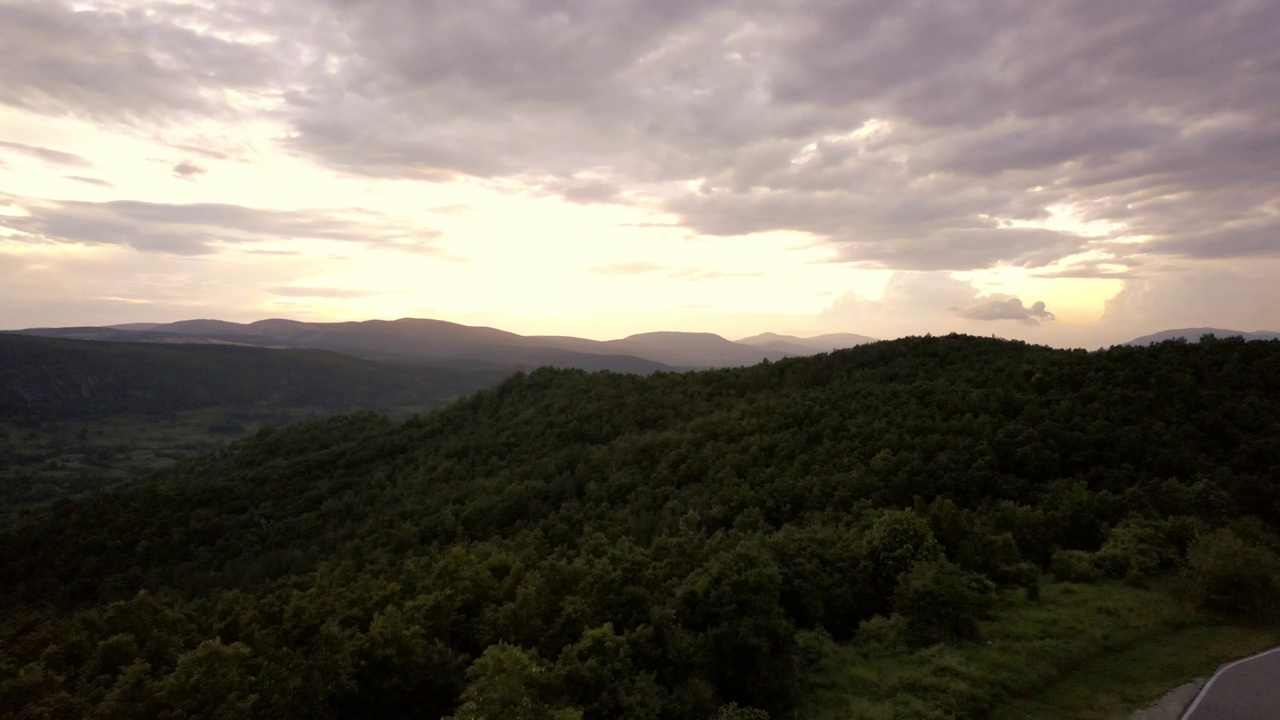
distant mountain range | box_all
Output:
[1125,328,1280,346]
[5,318,880,372]
[737,331,879,356]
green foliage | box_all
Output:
[1050,550,1100,583]
[1093,522,1171,584]
[156,639,259,720]
[2,335,1279,719]
[862,510,943,592]
[892,561,997,647]
[714,702,770,720]
[552,624,662,720]
[1186,528,1280,619]
[0,335,507,509]
[446,644,582,720]
[806,582,1206,720]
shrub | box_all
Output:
[1093,523,1173,584]
[715,702,770,720]
[1050,550,1099,583]
[856,615,905,652]
[1186,529,1280,619]
[892,561,996,647]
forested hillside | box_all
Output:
[0,335,507,421]
[0,335,511,510]
[2,335,1279,719]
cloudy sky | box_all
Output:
[1,0,1277,345]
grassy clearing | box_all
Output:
[800,582,1276,720]
[992,622,1280,720]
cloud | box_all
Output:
[952,297,1055,325]
[0,140,92,167]
[0,0,293,123]
[591,262,670,275]
[590,261,763,282]
[64,175,115,188]
[172,161,207,180]
[3,0,1279,279]
[668,269,764,282]
[1031,259,1147,280]
[818,272,986,335]
[544,177,624,205]
[169,144,231,161]
[270,286,397,299]
[1099,263,1280,336]
[0,193,447,256]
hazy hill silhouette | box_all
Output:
[8,318,878,371]
[1125,328,1280,345]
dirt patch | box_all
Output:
[1128,678,1207,720]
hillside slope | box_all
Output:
[2,335,1279,719]
[0,334,508,421]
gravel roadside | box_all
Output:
[1127,678,1207,720]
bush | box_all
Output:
[1050,550,1099,583]
[1186,529,1280,619]
[1093,523,1172,584]
[714,702,770,720]
[855,615,905,652]
[892,561,996,647]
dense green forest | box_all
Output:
[2,334,1279,719]
[0,335,508,510]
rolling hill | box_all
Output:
[3,335,1279,719]
[1125,327,1280,345]
[737,331,878,355]
[0,334,507,422]
[6,318,877,371]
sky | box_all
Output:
[0,0,1277,346]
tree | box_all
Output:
[446,644,582,720]
[861,509,944,613]
[155,639,259,720]
[892,561,996,647]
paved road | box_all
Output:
[1181,646,1280,719]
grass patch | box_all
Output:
[992,622,1280,720]
[800,582,1242,720]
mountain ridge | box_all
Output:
[7,317,875,371]
[1125,327,1280,345]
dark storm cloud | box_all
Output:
[0,140,92,167]
[6,0,1280,271]
[953,298,1056,326]
[0,194,446,256]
